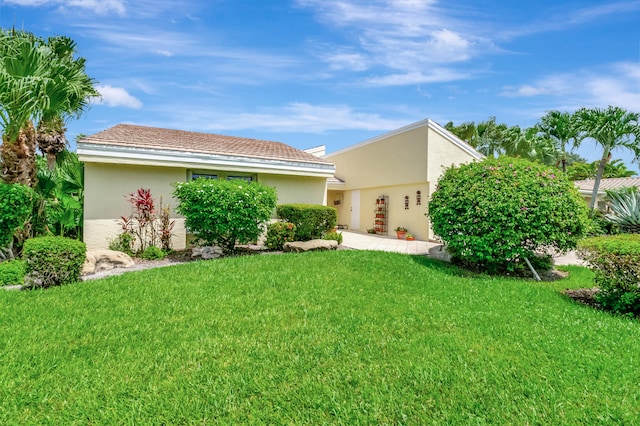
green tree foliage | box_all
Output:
[574,106,640,211]
[0,29,97,186]
[567,159,636,181]
[429,157,588,274]
[173,178,277,255]
[33,150,84,238]
[0,181,35,259]
[535,110,582,172]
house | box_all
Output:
[77,124,335,250]
[324,119,483,241]
[573,177,640,210]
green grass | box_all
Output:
[1,250,639,424]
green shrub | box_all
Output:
[578,234,640,315]
[429,157,589,274]
[265,221,297,250]
[0,182,35,257]
[323,231,343,245]
[22,236,86,288]
[276,204,337,241]
[108,231,135,255]
[140,245,166,260]
[0,259,25,286]
[174,179,277,255]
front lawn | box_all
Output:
[1,251,638,424]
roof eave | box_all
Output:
[77,143,336,178]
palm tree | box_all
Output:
[535,111,582,173]
[0,29,97,184]
[475,117,508,157]
[36,36,98,170]
[0,30,49,186]
[574,106,640,211]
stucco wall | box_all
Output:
[326,125,429,190]
[83,163,187,250]
[259,175,328,205]
[84,163,329,250]
[426,126,479,183]
[325,122,480,241]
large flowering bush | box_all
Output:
[429,157,588,274]
[173,178,277,255]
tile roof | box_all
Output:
[79,124,332,166]
[574,177,640,192]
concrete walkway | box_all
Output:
[339,230,583,265]
[340,230,437,255]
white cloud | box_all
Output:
[296,0,492,85]
[150,103,411,134]
[92,85,143,109]
[5,0,126,14]
[366,69,470,86]
[500,62,640,111]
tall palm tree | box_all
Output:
[0,29,97,184]
[36,36,98,170]
[574,106,640,211]
[0,30,49,186]
[535,111,582,173]
[475,117,508,157]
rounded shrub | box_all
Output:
[174,179,277,256]
[578,234,640,316]
[22,236,86,288]
[429,157,588,274]
[0,259,26,286]
[265,221,297,250]
[276,204,337,241]
[141,245,166,260]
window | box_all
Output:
[192,173,218,180]
[190,171,255,181]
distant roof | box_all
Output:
[79,124,332,166]
[574,177,640,194]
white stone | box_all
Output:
[82,249,135,275]
[283,240,338,252]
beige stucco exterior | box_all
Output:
[325,119,483,241]
[80,154,331,251]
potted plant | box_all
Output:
[405,233,415,241]
[367,228,377,234]
[395,226,407,240]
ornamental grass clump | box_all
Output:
[429,157,588,274]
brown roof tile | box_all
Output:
[80,124,332,166]
[574,177,640,192]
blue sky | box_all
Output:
[2,0,640,172]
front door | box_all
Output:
[351,190,360,230]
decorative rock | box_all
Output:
[191,246,224,260]
[82,249,135,275]
[283,240,338,253]
[428,245,452,263]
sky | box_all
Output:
[2,0,640,173]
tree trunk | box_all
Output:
[1,121,38,187]
[588,150,611,211]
